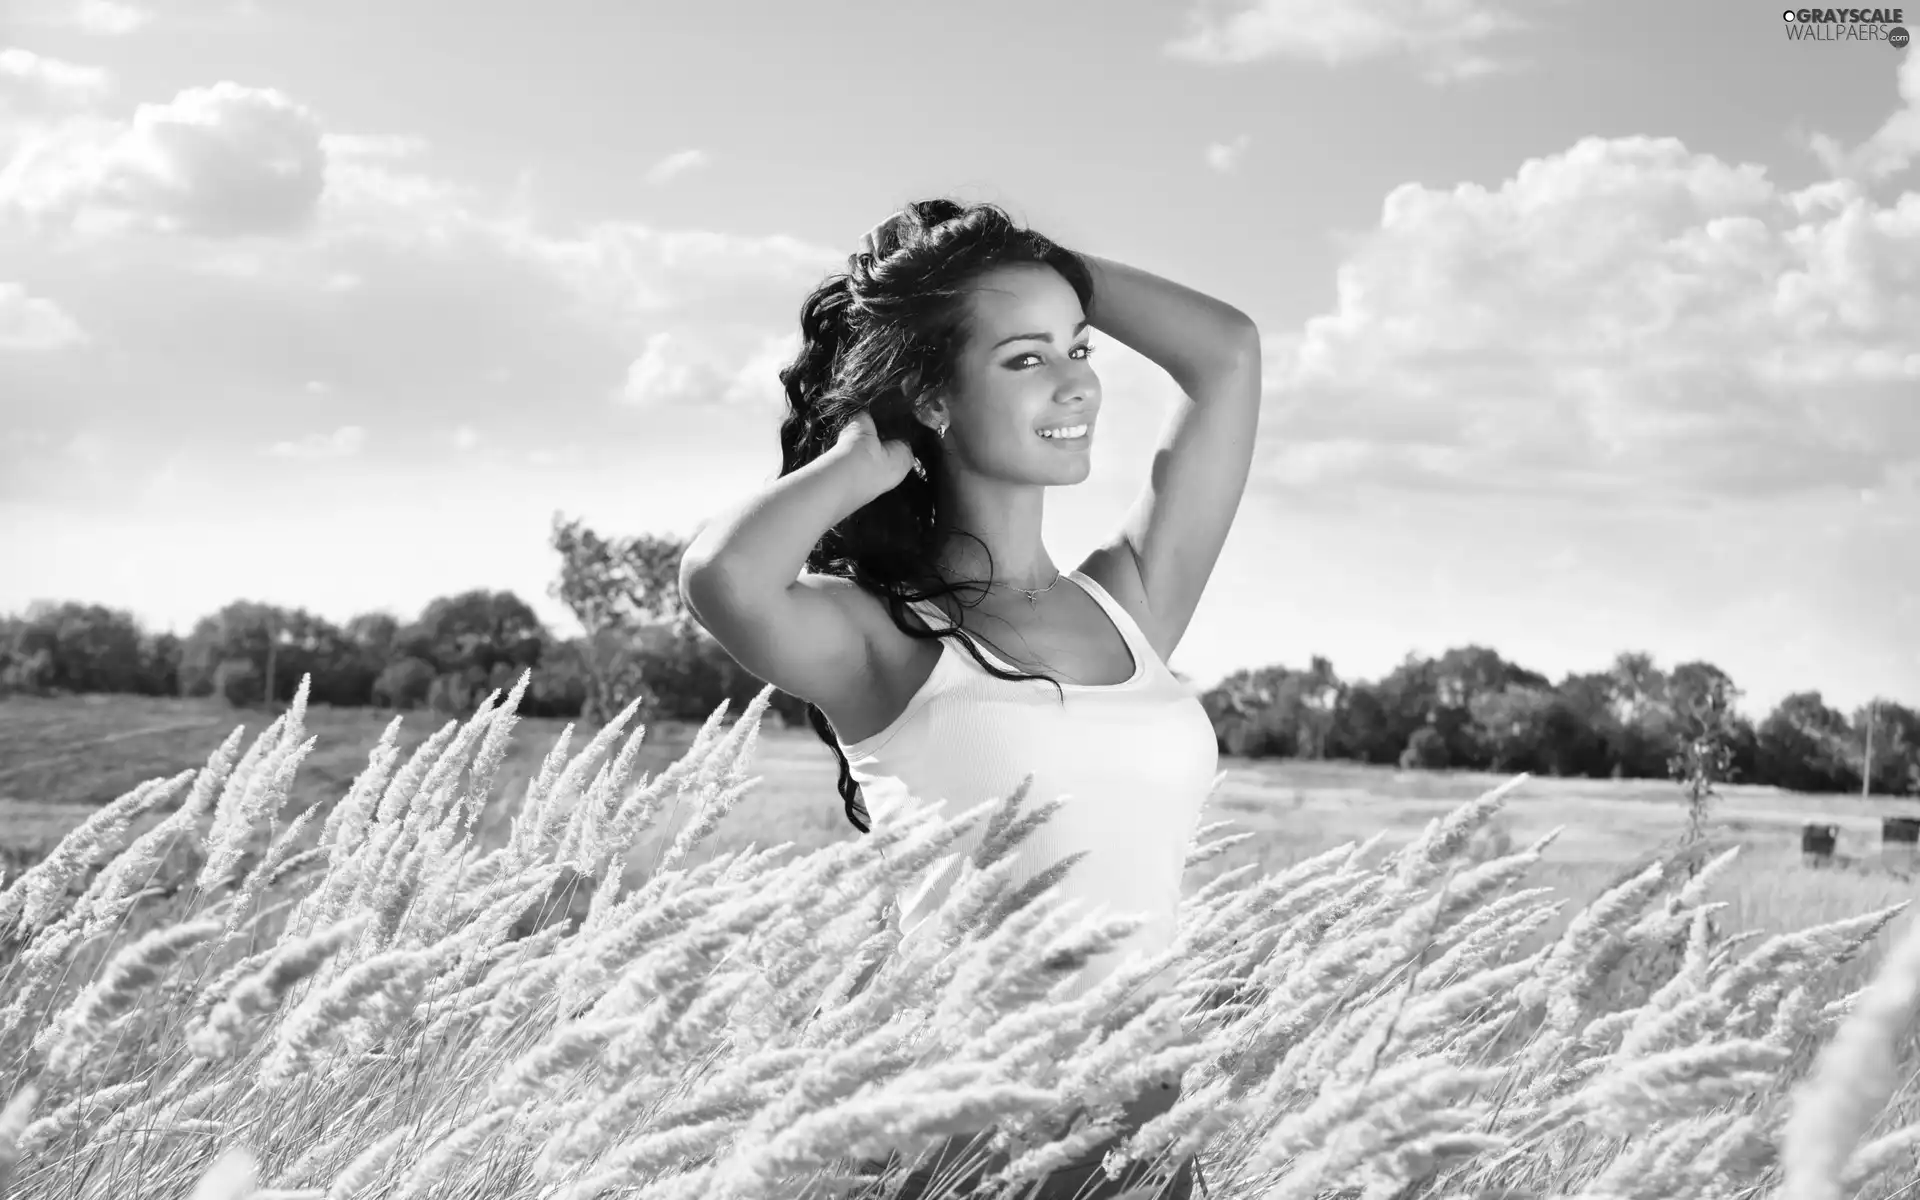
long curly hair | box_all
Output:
[777,198,1095,834]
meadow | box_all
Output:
[2,682,1920,1199]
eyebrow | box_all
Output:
[989,319,1091,350]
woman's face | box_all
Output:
[927,263,1102,488]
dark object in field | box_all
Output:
[1882,816,1920,845]
[1801,822,1838,863]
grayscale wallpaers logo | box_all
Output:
[1782,7,1909,44]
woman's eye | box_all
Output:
[1010,344,1096,369]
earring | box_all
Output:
[935,420,949,440]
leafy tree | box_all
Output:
[1606,651,1678,777]
[1400,727,1449,769]
[1430,646,1549,768]
[11,601,147,693]
[1545,672,1618,777]
[1855,699,1920,796]
[399,590,546,679]
[1756,691,1857,793]
[1325,681,1399,764]
[1470,685,1565,773]
[135,631,183,697]
[213,658,263,707]
[372,657,436,710]
[548,514,692,723]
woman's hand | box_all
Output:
[832,410,917,493]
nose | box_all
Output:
[1058,366,1098,407]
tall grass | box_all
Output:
[1,673,1918,1199]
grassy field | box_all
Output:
[7,688,1920,1198]
[6,690,1918,951]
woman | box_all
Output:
[680,199,1260,1198]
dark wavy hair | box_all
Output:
[776,199,1096,834]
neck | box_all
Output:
[931,470,1056,591]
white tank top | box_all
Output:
[836,568,1219,1000]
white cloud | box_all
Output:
[267,425,366,459]
[0,47,113,106]
[0,280,85,349]
[1810,46,1920,181]
[10,0,151,36]
[67,0,151,36]
[1205,133,1252,172]
[645,148,710,185]
[451,424,480,451]
[617,329,797,409]
[1260,134,1920,501]
[1164,0,1534,83]
[0,82,327,236]
[319,133,429,160]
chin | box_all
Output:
[1038,461,1093,487]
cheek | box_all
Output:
[956,383,1038,456]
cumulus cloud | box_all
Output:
[618,329,798,409]
[0,81,326,236]
[267,425,366,459]
[1261,134,1920,501]
[645,148,710,185]
[0,47,113,107]
[66,0,150,35]
[1205,133,1252,172]
[1810,46,1920,181]
[10,0,151,36]
[0,280,85,349]
[1165,0,1535,83]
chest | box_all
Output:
[934,588,1139,687]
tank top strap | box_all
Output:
[1065,568,1160,668]
[900,594,1027,675]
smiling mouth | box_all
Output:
[1037,423,1091,441]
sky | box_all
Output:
[0,0,1915,720]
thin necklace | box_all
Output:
[933,565,1064,607]
[1001,570,1062,607]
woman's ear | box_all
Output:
[913,393,951,436]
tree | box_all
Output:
[1431,646,1549,769]
[1325,681,1399,764]
[548,514,692,724]
[1469,685,1570,773]
[400,590,547,679]
[213,658,263,707]
[344,612,399,660]
[1606,651,1679,777]
[1756,691,1856,793]
[135,631,183,697]
[372,657,436,710]
[1855,699,1920,796]
[11,602,147,693]
[1400,727,1449,769]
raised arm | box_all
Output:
[678,413,914,722]
[1076,252,1263,660]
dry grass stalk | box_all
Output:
[0,673,1916,1200]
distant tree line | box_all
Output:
[1,518,1913,798]
[1203,650,1918,797]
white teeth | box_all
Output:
[1039,424,1089,440]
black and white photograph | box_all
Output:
[2,1,1918,1197]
